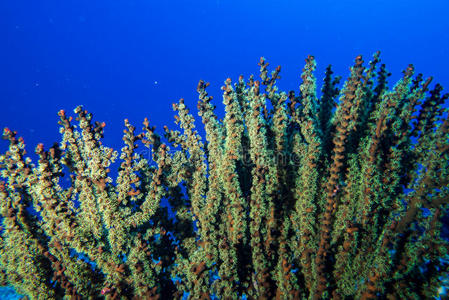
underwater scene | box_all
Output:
[0,0,448,299]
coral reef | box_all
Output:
[0,53,448,299]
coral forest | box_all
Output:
[0,53,448,299]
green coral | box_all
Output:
[0,53,448,299]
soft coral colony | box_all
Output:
[0,52,448,299]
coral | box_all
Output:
[0,53,448,299]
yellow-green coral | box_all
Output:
[0,53,448,299]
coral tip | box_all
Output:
[101,287,111,295]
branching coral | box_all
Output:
[0,53,448,299]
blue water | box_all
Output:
[1,0,448,155]
[0,0,448,299]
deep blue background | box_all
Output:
[1,0,448,156]
[0,0,448,298]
